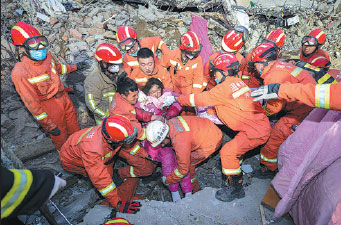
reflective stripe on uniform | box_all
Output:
[127,61,139,67]
[260,154,278,163]
[232,86,250,99]
[130,110,136,115]
[138,128,146,140]
[291,67,303,78]
[130,144,140,155]
[241,75,250,79]
[103,92,116,98]
[193,84,202,88]
[77,127,94,144]
[96,120,103,125]
[222,167,241,175]
[151,45,155,53]
[130,166,136,177]
[158,40,165,50]
[192,63,198,69]
[311,56,326,64]
[99,182,116,196]
[191,177,196,183]
[28,74,50,84]
[315,84,331,109]
[177,116,190,131]
[317,73,332,84]
[88,94,106,117]
[34,112,48,120]
[170,59,180,69]
[61,64,67,74]
[51,60,57,74]
[332,80,338,84]
[135,77,148,83]
[203,82,207,87]
[189,94,195,107]
[1,169,33,219]
[174,168,185,178]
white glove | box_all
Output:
[162,95,176,108]
[138,91,148,103]
[162,176,169,187]
[49,176,66,199]
[251,83,280,102]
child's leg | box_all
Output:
[159,147,179,192]
[180,173,193,194]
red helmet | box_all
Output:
[250,42,279,63]
[11,21,42,46]
[94,43,122,64]
[116,26,138,50]
[309,56,330,69]
[264,29,285,48]
[102,115,136,143]
[104,217,132,225]
[302,28,326,46]
[211,52,239,71]
[179,31,202,55]
[221,29,244,52]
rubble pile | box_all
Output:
[0,0,340,224]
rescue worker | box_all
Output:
[128,48,173,90]
[116,26,170,76]
[239,29,285,88]
[300,28,331,69]
[1,166,66,225]
[161,31,206,115]
[251,83,341,110]
[84,43,125,125]
[249,43,316,177]
[10,22,88,151]
[204,27,247,91]
[176,53,271,202]
[59,115,148,214]
[145,116,223,194]
[294,61,338,84]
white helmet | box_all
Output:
[146,120,169,147]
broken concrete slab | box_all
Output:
[77,205,112,225]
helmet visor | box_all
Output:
[118,38,136,51]
[182,44,203,56]
[301,36,318,46]
[24,36,49,50]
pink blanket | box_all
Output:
[272,109,341,224]
[190,15,213,66]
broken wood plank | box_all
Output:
[261,184,281,210]
[13,137,56,162]
[259,204,267,225]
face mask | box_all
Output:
[259,68,264,75]
[215,77,220,84]
[108,65,120,73]
[186,54,195,59]
[128,46,140,56]
[29,48,47,61]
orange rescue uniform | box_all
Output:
[278,83,341,110]
[59,126,152,207]
[109,93,155,178]
[178,77,271,176]
[128,64,173,90]
[259,60,316,170]
[165,116,222,187]
[11,53,80,150]
[161,48,206,95]
[122,36,170,76]
[204,51,245,91]
[300,48,330,69]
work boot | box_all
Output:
[215,173,245,202]
[252,165,278,179]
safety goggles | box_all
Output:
[23,36,49,50]
[301,36,318,46]
[182,44,203,56]
[232,28,246,42]
[118,38,136,51]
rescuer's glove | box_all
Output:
[251,83,281,102]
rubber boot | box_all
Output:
[184,192,192,197]
[171,190,181,202]
[215,173,245,202]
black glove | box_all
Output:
[49,126,61,136]
[116,201,141,214]
[76,61,90,70]
[251,83,281,102]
